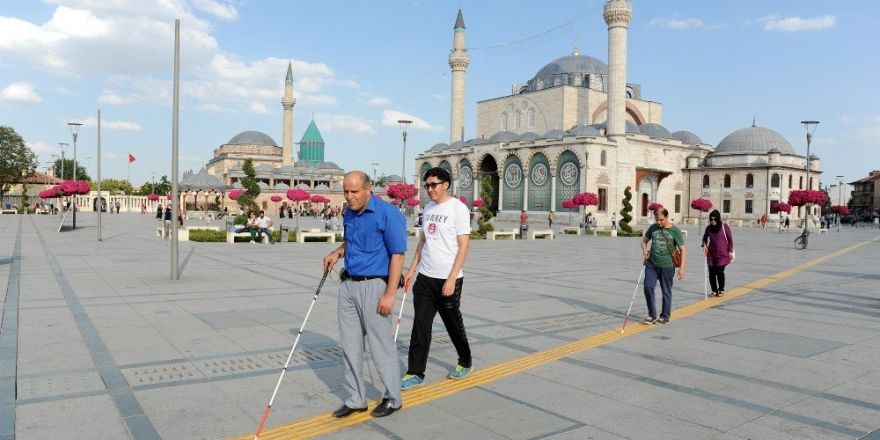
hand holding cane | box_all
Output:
[253,270,330,440]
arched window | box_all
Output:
[513,111,521,129]
[724,174,731,188]
[600,150,607,167]
[746,174,754,188]
[788,175,793,189]
[500,113,508,131]
[771,174,781,188]
[527,108,536,128]
[809,177,813,189]
[799,176,803,189]
[703,175,710,188]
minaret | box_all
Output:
[448,9,469,143]
[603,0,632,139]
[281,61,296,165]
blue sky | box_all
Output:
[1,0,878,188]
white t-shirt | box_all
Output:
[256,216,271,228]
[419,197,471,279]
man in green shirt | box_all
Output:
[640,208,686,324]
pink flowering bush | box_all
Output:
[690,198,713,212]
[147,193,159,201]
[771,201,792,213]
[472,198,485,208]
[270,195,282,203]
[60,180,90,196]
[829,205,849,215]
[386,182,417,201]
[390,199,400,206]
[457,195,467,204]
[648,202,664,211]
[229,189,244,201]
[561,200,575,209]
[787,189,827,207]
[406,198,420,207]
[39,186,63,198]
[573,192,599,207]
[286,188,309,202]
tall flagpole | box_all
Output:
[127,153,131,214]
[97,109,102,241]
[171,19,181,280]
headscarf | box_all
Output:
[708,209,722,233]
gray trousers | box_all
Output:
[338,278,402,409]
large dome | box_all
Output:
[535,53,608,79]
[227,130,278,146]
[715,126,796,155]
[524,50,609,93]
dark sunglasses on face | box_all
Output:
[423,182,445,190]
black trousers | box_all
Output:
[407,274,471,378]
[708,265,726,293]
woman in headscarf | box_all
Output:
[701,209,735,297]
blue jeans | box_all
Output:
[643,262,675,320]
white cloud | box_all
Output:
[381,110,443,132]
[195,103,234,113]
[26,141,55,155]
[760,15,836,32]
[191,0,238,21]
[649,18,704,30]
[0,81,42,102]
[249,101,271,114]
[358,92,391,106]
[103,151,118,160]
[315,113,376,135]
[72,116,142,131]
[97,91,131,105]
[49,85,80,96]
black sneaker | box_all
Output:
[657,317,670,324]
[643,317,659,324]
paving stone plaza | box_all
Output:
[1,213,879,440]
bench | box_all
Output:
[0,209,17,214]
[561,227,581,235]
[298,231,336,243]
[487,229,517,240]
[226,226,274,243]
[529,229,555,240]
[178,226,221,242]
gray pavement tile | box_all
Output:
[464,404,582,440]
[15,395,130,440]
[541,425,631,440]
[780,394,880,433]
[591,405,723,440]
[732,413,861,440]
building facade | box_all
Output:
[849,171,880,216]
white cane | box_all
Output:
[621,262,646,334]
[703,237,709,301]
[394,289,408,342]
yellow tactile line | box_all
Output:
[236,235,879,440]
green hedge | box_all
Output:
[189,230,226,242]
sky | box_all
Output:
[1,0,878,188]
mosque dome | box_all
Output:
[488,131,519,143]
[592,120,640,134]
[526,50,609,93]
[715,125,796,155]
[227,130,278,146]
[518,132,541,142]
[542,128,566,139]
[670,130,703,145]
[318,161,342,169]
[639,123,671,139]
[465,138,489,146]
[449,141,465,149]
[429,142,449,152]
[569,125,600,137]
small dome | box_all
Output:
[319,161,341,169]
[518,132,541,142]
[715,125,796,155]
[295,183,310,189]
[639,123,671,139]
[542,128,566,139]
[232,181,243,188]
[449,141,465,149]
[315,183,330,190]
[385,174,403,183]
[227,130,278,146]
[569,125,599,137]
[429,142,448,152]
[592,121,640,134]
[258,181,269,189]
[274,182,290,190]
[294,160,311,168]
[671,130,703,145]
[465,138,489,146]
[278,165,296,174]
[488,131,519,143]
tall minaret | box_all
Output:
[448,9,469,143]
[603,0,632,139]
[281,61,296,165]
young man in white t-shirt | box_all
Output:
[255,210,275,244]
[400,167,472,389]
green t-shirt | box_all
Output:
[645,223,685,268]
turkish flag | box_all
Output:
[128,153,136,163]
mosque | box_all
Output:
[416,0,821,226]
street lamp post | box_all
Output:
[57,143,68,179]
[398,120,412,184]
[371,163,379,182]
[836,175,844,231]
[67,122,83,229]
[800,120,819,231]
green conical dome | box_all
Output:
[298,120,325,164]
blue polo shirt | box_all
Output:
[343,195,407,276]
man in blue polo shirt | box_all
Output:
[323,171,407,418]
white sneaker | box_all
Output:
[249,240,255,243]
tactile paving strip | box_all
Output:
[17,371,106,400]
[517,312,612,332]
[122,362,205,385]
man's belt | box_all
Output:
[341,270,387,282]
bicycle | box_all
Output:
[794,229,810,250]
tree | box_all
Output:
[92,178,133,195]
[619,186,634,234]
[476,175,495,236]
[51,158,91,182]
[237,159,260,213]
[0,125,38,202]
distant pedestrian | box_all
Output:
[401,167,473,391]
[548,211,555,229]
[287,205,293,219]
[519,210,529,237]
[323,171,405,419]
[760,213,768,228]
[115,201,121,214]
[156,204,163,220]
[163,206,172,238]
[784,215,790,230]
[611,213,617,230]
[640,209,686,324]
[701,210,734,297]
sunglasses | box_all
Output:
[423,182,446,190]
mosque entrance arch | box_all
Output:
[641,193,649,217]
[478,154,499,214]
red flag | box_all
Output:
[128,153,136,163]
